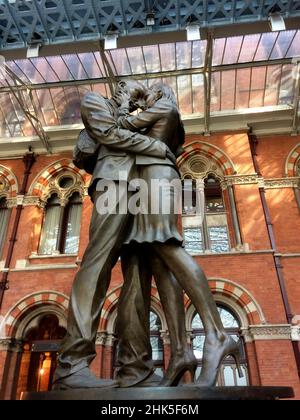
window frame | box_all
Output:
[39,191,83,256]
[191,304,249,387]
[0,196,10,258]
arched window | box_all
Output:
[113,310,165,378]
[149,311,164,378]
[0,197,10,257]
[24,314,66,393]
[183,175,231,254]
[39,191,83,255]
[192,305,249,386]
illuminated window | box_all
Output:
[192,305,249,386]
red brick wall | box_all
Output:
[0,132,299,398]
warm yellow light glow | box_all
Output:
[39,368,45,376]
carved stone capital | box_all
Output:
[291,326,300,342]
[0,338,23,352]
[241,325,292,343]
[96,332,116,347]
[264,177,300,189]
[160,330,170,345]
[222,174,260,190]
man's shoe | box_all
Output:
[135,372,162,388]
[52,367,119,390]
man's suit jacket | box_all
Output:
[80,92,170,192]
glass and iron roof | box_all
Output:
[1,0,299,51]
[1,27,300,141]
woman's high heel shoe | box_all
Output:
[196,336,244,387]
[160,351,198,387]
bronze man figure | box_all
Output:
[117,83,243,387]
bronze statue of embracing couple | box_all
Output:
[53,80,243,390]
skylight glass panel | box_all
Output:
[270,30,297,60]
[62,54,89,80]
[176,42,192,70]
[192,40,206,68]
[143,45,161,73]
[159,43,176,71]
[222,36,243,65]
[238,34,261,63]
[46,56,74,81]
[126,47,146,74]
[78,53,104,79]
[286,30,300,57]
[109,49,131,76]
[254,32,279,61]
[177,75,193,115]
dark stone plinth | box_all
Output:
[21,386,294,401]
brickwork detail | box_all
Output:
[178,141,236,177]
[0,165,18,198]
[3,291,69,338]
[286,144,300,177]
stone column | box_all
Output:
[16,343,31,399]
[0,339,23,400]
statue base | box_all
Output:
[21,386,294,401]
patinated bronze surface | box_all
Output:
[53,81,242,391]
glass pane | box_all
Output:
[63,54,89,80]
[219,307,239,328]
[176,42,192,70]
[78,53,104,79]
[64,201,82,254]
[0,205,9,255]
[159,43,176,71]
[238,34,261,63]
[143,45,161,73]
[39,200,61,255]
[192,40,206,68]
[192,74,205,114]
[208,226,230,253]
[30,57,59,83]
[126,47,146,74]
[150,311,162,332]
[46,56,74,81]
[213,38,226,66]
[223,366,235,386]
[223,36,243,65]
[270,30,297,60]
[184,228,203,254]
[264,65,282,106]
[254,32,278,61]
[193,335,205,360]
[286,30,300,57]
[211,72,221,112]
[192,314,204,329]
[220,70,236,111]
[109,49,131,75]
[235,68,251,109]
[279,64,295,105]
[249,67,266,108]
[177,75,192,115]
[150,336,164,361]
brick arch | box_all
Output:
[0,164,18,198]
[99,284,165,331]
[177,141,236,176]
[185,278,266,327]
[285,143,300,177]
[3,291,69,338]
[28,158,88,198]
